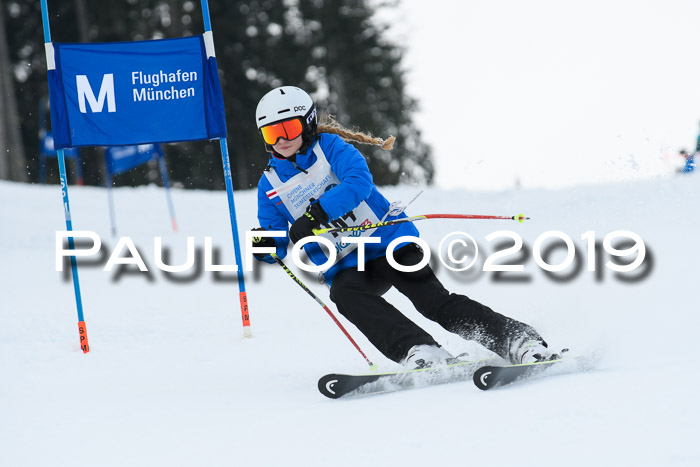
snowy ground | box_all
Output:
[1,175,698,466]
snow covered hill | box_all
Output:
[1,175,697,467]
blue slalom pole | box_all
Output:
[41,0,90,352]
[201,0,213,31]
[105,167,117,237]
[40,0,51,41]
[219,139,251,336]
[202,0,251,337]
[74,152,83,186]
[39,99,47,184]
[157,151,178,232]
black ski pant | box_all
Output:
[329,244,541,363]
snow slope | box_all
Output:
[1,175,698,467]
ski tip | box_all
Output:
[318,374,344,399]
[473,366,497,391]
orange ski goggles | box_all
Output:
[260,118,304,146]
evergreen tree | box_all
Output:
[0,0,27,181]
[298,0,433,185]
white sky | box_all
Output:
[387,0,700,190]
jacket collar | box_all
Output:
[267,138,317,172]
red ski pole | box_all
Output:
[271,254,377,370]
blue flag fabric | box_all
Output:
[47,36,227,149]
[104,144,163,175]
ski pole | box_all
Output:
[271,254,377,369]
[313,213,529,235]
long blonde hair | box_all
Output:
[316,114,395,150]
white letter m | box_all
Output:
[76,74,116,113]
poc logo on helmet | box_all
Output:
[294,105,306,112]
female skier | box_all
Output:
[251,85,559,369]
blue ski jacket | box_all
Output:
[256,132,419,285]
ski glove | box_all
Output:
[289,200,329,244]
[250,227,277,264]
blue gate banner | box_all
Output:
[105,144,163,175]
[47,36,227,149]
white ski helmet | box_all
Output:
[255,86,318,152]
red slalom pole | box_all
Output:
[313,213,530,236]
[271,254,376,369]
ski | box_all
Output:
[318,358,501,399]
[473,354,597,390]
